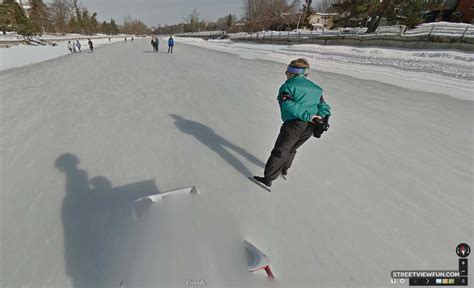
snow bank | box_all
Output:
[174,37,474,101]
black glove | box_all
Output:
[313,116,330,138]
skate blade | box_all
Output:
[248,177,271,192]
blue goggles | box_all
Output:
[286,66,306,74]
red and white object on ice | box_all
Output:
[245,240,274,278]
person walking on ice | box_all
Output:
[151,36,159,52]
[251,58,331,191]
[76,40,81,53]
[88,39,94,53]
[167,35,174,54]
[67,41,73,54]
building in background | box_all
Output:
[454,0,474,23]
[423,0,473,23]
[309,12,338,30]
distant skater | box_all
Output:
[151,36,159,52]
[67,41,73,54]
[76,40,81,53]
[88,39,93,53]
[72,41,77,53]
[167,35,174,54]
[251,58,331,190]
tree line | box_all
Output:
[0,0,463,36]
[155,0,455,35]
[0,0,150,35]
[328,0,447,31]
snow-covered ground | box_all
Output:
[0,39,472,288]
[173,37,474,101]
[0,36,128,71]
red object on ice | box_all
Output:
[245,240,274,278]
[264,265,275,278]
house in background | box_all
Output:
[455,0,474,23]
[423,0,474,23]
[309,12,338,30]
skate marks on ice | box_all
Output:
[55,153,160,288]
[170,114,265,177]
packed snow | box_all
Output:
[0,38,472,288]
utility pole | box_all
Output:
[296,0,311,31]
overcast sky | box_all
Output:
[58,0,323,27]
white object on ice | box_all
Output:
[245,240,274,278]
[132,186,199,220]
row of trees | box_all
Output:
[240,0,450,32]
[0,0,149,35]
[154,1,309,34]
[155,0,443,35]
[328,0,446,31]
[1,0,463,36]
[154,9,239,34]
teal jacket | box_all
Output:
[277,75,331,123]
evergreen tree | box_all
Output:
[109,18,119,34]
[0,2,16,33]
[89,12,99,34]
[80,8,90,33]
[226,13,234,28]
[0,0,31,35]
[67,15,79,33]
[330,0,446,31]
[29,0,49,34]
[101,20,110,34]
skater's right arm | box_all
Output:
[278,85,314,122]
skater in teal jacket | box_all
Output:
[252,58,331,190]
[278,72,331,123]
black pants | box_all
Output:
[168,46,173,53]
[264,120,314,181]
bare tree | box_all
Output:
[243,0,299,31]
[183,8,200,32]
[49,0,72,33]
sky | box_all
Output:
[77,0,245,26]
[50,0,325,27]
